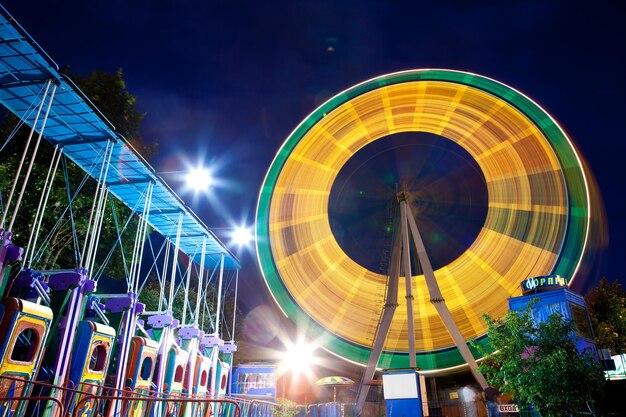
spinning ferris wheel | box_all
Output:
[255,70,591,381]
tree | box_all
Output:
[0,69,155,279]
[585,277,626,355]
[69,68,157,159]
[474,304,605,417]
[271,399,298,417]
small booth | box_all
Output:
[509,275,597,357]
[382,369,423,417]
[230,363,276,399]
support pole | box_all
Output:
[194,237,207,326]
[155,212,184,396]
[85,142,115,274]
[226,269,239,395]
[8,82,57,232]
[357,192,489,414]
[80,140,111,269]
[167,212,184,310]
[158,239,171,312]
[51,287,83,387]
[404,197,488,389]
[24,145,61,268]
[134,182,154,293]
[184,237,207,397]
[111,299,138,416]
[355,231,402,414]
[181,251,193,325]
[209,254,225,398]
[1,79,52,229]
[399,199,417,368]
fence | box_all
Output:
[288,399,604,417]
[0,392,607,417]
[0,374,270,417]
[71,394,242,417]
[0,396,64,417]
[232,397,279,417]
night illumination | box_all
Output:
[185,168,213,191]
[230,225,254,247]
[256,69,591,371]
[282,339,318,376]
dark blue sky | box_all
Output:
[4,0,625,306]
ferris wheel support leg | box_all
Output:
[400,201,417,368]
[355,231,402,415]
[404,203,488,389]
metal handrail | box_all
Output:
[72,394,241,417]
[0,395,64,417]
[0,374,88,397]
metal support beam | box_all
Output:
[0,77,51,89]
[51,134,114,146]
[209,254,225,398]
[1,79,52,230]
[399,199,417,368]
[106,177,153,186]
[404,200,488,389]
[356,193,488,415]
[355,229,402,414]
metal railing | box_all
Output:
[0,374,285,417]
[300,399,602,417]
[71,394,241,417]
[0,396,64,417]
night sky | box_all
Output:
[3,0,625,314]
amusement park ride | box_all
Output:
[255,65,599,413]
[0,6,244,417]
[0,3,603,417]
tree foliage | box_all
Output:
[69,68,157,159]
[474,304,605,417]
[271,399,298,417]
[585,277,626,355]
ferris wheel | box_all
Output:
[255,69,590,375]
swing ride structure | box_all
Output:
[0,6,250,417]
[256,69,594,408]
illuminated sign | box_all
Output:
[498,404,519,413]
[521,275,568,294]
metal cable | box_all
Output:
[7,82,57,232]
[1,79,51,229]
[24,144,61,267]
